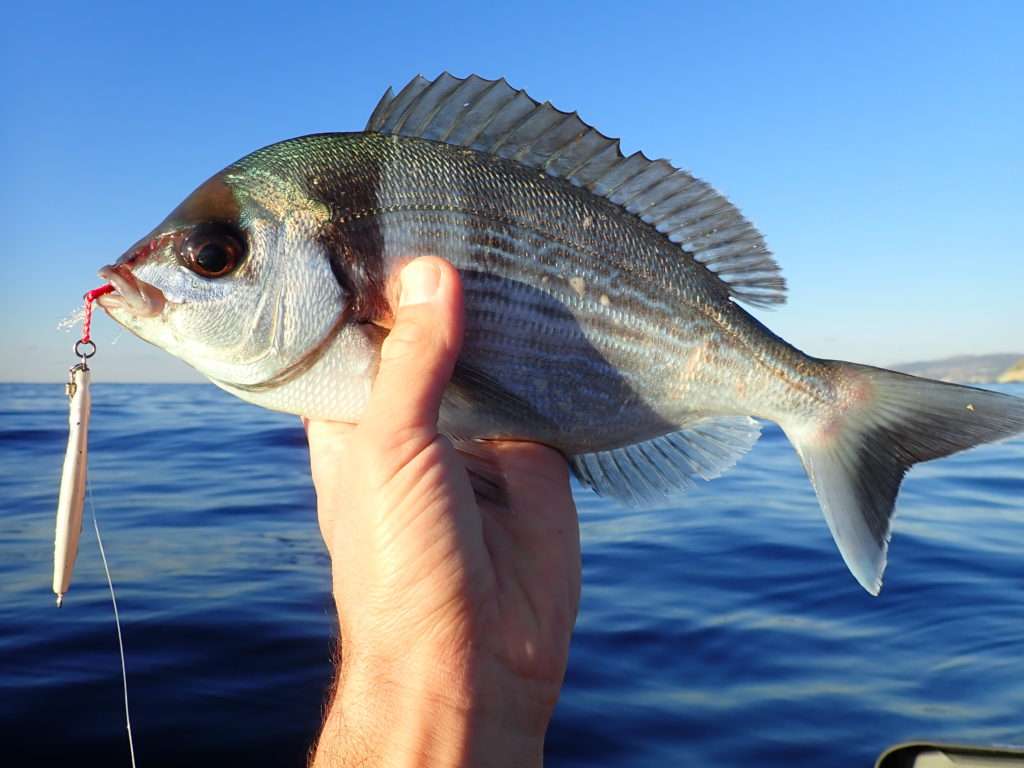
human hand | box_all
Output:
[305,257,581,767]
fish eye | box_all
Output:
[181,223,246,278]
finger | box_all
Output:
[304,419,356,446]
[303,416,357,437]
[360,257,464,442]
[302,415,357,496]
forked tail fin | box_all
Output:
[783,363,1024,595]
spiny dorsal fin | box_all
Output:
[366,73,786,308]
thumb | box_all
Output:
[360,256,463,441]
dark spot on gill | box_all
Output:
[321,218,388,323]
[306,149,389,325]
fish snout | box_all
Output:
[96,263,166,318]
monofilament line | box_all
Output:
[88,480,137,768]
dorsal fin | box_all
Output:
[366,73,786,308]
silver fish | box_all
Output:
[98,73,1024,594]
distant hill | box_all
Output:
[892,353,1024,384]
[999,359,1024,383]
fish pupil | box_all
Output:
[181,222,246,278]
[196,243,228,273]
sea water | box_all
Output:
[1,382,1022,766]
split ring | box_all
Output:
[74,340,97,359]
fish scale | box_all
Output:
[365,205,733,430]
[96,73,1024,594]
[357,137,776,412]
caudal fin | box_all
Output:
[783,363,1024,595]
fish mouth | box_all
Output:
[95,263,166,318]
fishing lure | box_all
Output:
[53,284,113,607]
[52,285,138,763]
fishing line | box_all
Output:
[88,472,138,768]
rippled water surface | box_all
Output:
[2,383,1022,765]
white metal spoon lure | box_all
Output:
[53,363,91,607]
[53,284,113,607]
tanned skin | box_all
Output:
[305,258,581,767]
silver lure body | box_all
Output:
[53,365,91,606]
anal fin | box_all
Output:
[570,416,761,506]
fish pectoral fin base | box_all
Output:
[786,363,1024,597]
[443,361,558,437]
[570,416,761,507]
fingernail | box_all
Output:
[399,260,441,307]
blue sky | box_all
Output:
[2,1,1021,382]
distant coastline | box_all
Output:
[892,353,1024,384]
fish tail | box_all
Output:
[781,361,1024,595]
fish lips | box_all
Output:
[96,263,166,318]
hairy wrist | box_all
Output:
[312,642,552,768]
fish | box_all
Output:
[97,73,1024,595]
